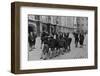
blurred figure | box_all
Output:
[28,25,36,51]
[84,32,88,46]
[66,32,72,51]
[41,31,49,49]
[79,33,84,48]
[28,32,34,51]
[40,33,49,60]
[32,32,37,49]
[73,32,79,47]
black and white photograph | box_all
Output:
[28,15,88,60]
[11,2,97,74]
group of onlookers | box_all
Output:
[73,32,85,48]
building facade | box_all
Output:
[28,15,88,36]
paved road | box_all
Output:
[28,34,88,61]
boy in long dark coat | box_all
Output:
[79,33,84,48]
[74,32,79,47]
[40,35,49,60]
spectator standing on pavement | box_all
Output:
[79,32,84,48]
[73,32,79,47]
[32,32,37,49]
[28,25,36,50]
